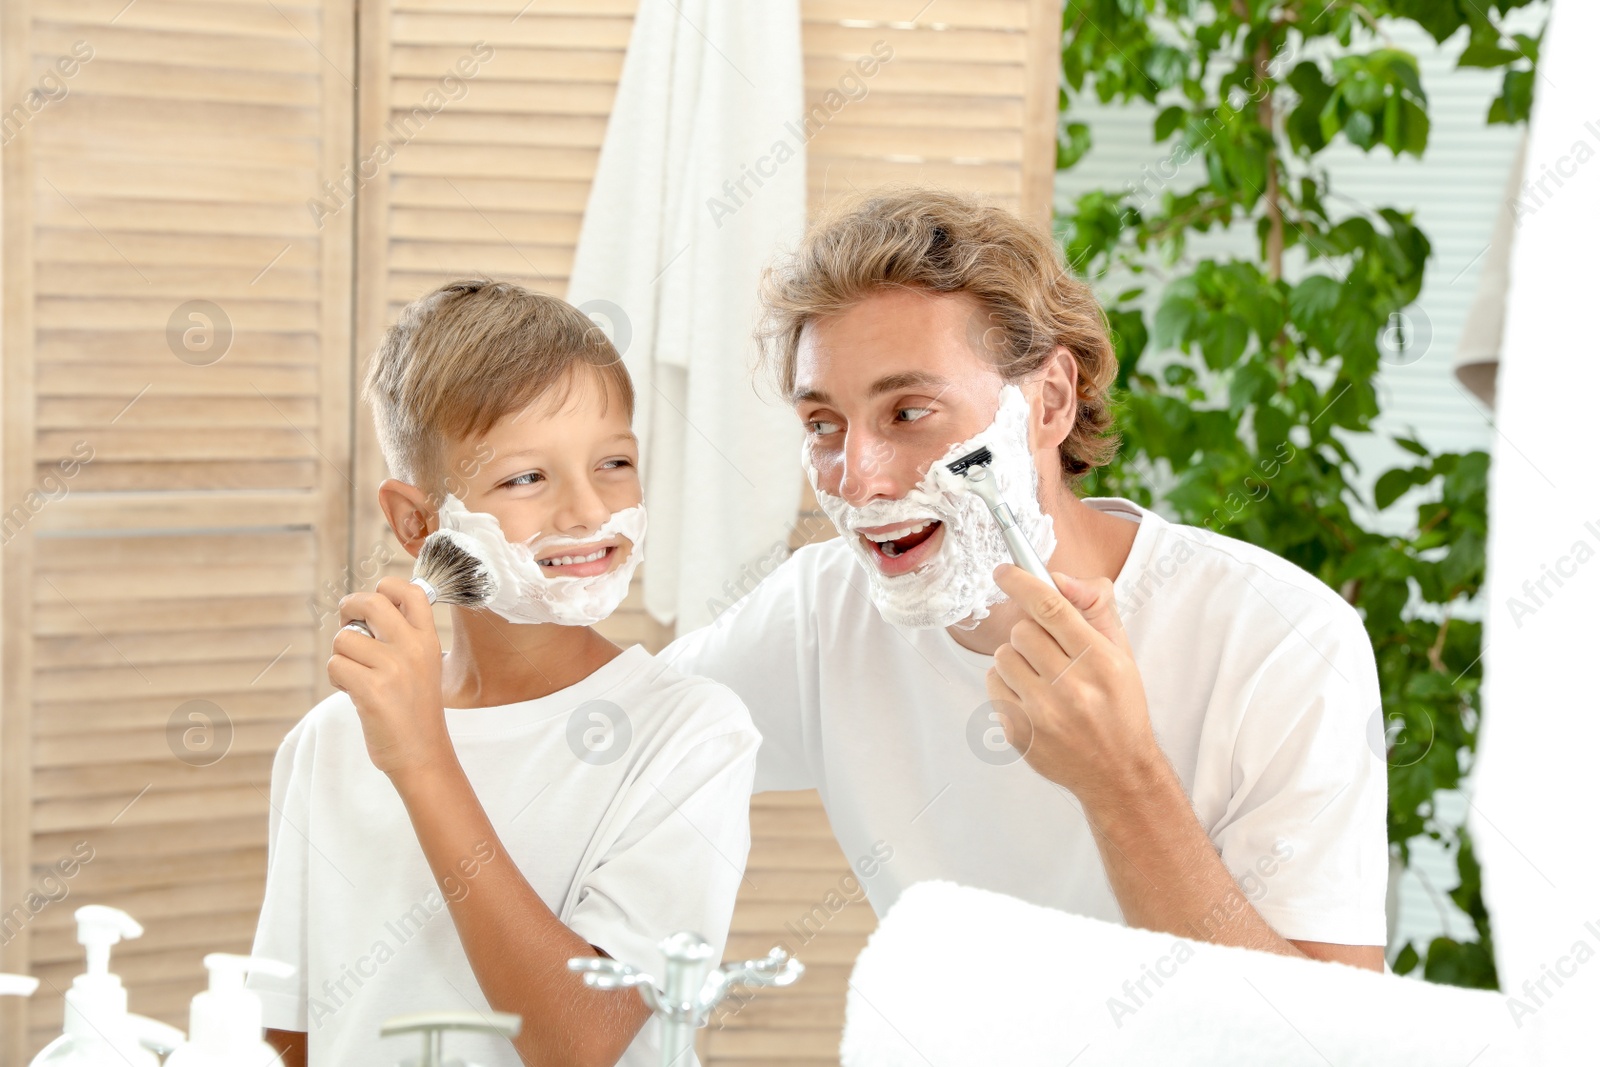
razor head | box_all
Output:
[945,446,993,477]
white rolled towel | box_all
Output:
[842,881,1531,1066]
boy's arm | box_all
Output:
[265,1029,307,1067]
[329,580,648,1067]
[388,755,651,1067]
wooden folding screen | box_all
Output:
[0,1,355,1060]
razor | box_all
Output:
[946,447,1054,584]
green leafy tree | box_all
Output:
[1057,0,1547,988]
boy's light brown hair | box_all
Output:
[363,278,633,500]
[757,188,1119,483]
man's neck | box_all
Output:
[440,611,623,709]
[946,491,1138,656]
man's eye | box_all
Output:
[807,419,841,435]
[896,407,932,423]
[503,471,543,487]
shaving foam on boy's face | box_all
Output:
[435,494,647,626]
[804,383,1057,630]
[427,365,646,627]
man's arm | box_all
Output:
[987,564,1384,971]
[1084,742,1382,968]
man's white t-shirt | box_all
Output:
[247,644,760,1067]
[663,497,1387,946]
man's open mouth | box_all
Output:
[861,519,941,557]
[857,519,944,575]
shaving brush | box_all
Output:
[340,530,498,639]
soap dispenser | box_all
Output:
[165,954,294,1067]
[28,905,185,1067]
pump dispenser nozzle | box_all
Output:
[66,906,141,1040]
[28,906,167,1067]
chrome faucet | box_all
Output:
[570,932,803,1067]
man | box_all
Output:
[664,188,1386,969]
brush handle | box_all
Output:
[340,577,438,639]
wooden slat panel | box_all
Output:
[391,45,624,82]
[62,1,328,39]
[34,692,308,737]
[809,121,1024,162]
[61,58,321,107]
[38,396,319,428]
[389,14,633,48]
[806,57,1027,98]
[392,76,619,114]
[799,92,1028,130]
[402,110,610,149]
[4,0,356,1060]
[806,0,1032,29]
[0,0,42,1049]
[805,21,1029,64]
[395,0,637,12]
[390,174,593,211]
[31,491,321,532]
[30,92,322,140]
[32,754,277,800]
[32,21,324,75]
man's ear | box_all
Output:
[1032,344,1079,452]
[377,478,436,560]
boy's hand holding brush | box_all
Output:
[328,531,495,781]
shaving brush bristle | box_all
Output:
[414,531,498,607]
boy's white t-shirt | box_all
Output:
[247,644,759,1067]
[663,497,1388,945]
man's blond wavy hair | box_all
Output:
[757,188,1119,484]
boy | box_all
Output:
[248,279,760,1066]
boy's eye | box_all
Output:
[806,419,841,436]
[601,458,634,471]
[896,407,932,423]
[502,471,543,488]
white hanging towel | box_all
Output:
[565,0,807,630]
[1472,0,1600,1060]
[842,881,1531,1066]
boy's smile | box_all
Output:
[533,538,624,578]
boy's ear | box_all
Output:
[377,479,436,560]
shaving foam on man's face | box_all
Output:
[435,495,646,626]
[804,383,1057,630]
